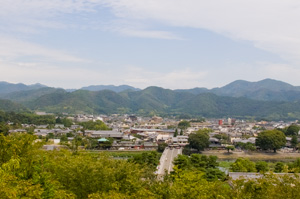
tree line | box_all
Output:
[2,133,300,198]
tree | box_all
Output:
[178,120,190,130]
[230,158,256,172]
[291,135,298,149]
[255,130,286,153]
[255,161,269,173]
[226,145,235,153]
[60,134,68,143]
[129,151,160,170]
[286,124,300,136]
[157,142,168,152]
[234,142,256,151]
[180,129,183,136]
[188,130,210,152]
[173,155,190,170]
[190,154,218,169]
[274,162,285,173]
[174,129,178,137]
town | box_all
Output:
[6,113,299,155]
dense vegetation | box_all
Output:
[255,130,286,152]
[2,133,300,198]
[0,111,56,125]
[3,84,300,120]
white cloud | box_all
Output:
[0,35,85,63]
[102,0,300,63]
[3,0,300,63]
[117,28,182,40]
[2,0,300,88]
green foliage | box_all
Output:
[255,129,286,152]
[157,142,168,153]
[0,123,10,135]
[255,161,269,173]
[226,145,235,153]
[60,135,68,143]
[173,155,190,170]
[188,130,210,152]
[291,135,298,148]
[82,137,101,149]
[213,133,229,143]
[4,85,300,119]
[234,142,256,151]
[0,111,56,125]
[286,124,300,136]
[98,138,113,149]
[178,120,191,129]
[79,120,110,130]
[230,158,256,172]
[174,128,178,137]
[56,117,73,128]
[4,133,300,198]
[173,154,225,181]
[128,151,160,170]
[180,129,183,136]
[274,162,285,173]
[231,174,300,199]
[168,170,231,198]
[0,99,29,113]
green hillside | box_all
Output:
[1,86,299,120]
[0,99,29,112]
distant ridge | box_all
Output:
[1,78,300,101]
[80,85,141,92]
[3,85,299,120]
[0,81,47,95]
[210,78,300,101]
[1,78,300,120]
[176,79,300,101]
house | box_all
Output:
[172,136,189,146]
[34,129,52,137]
[55,124,65,128]
[143,142,158,150]
[70,125,83,130]
[111,141,141,150]
[8,129,27,134]
[85,130,124,139]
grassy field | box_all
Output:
[203,150,300,162]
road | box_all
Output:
[157,147,182,175]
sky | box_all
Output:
[1,0,300,89]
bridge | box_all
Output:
[157,147,182,175]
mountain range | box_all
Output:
[1,79,300,120]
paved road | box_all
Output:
[157,147,182,175]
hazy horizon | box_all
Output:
[1,78,298,90]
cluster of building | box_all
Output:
[7,114,300,151]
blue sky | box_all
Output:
[1,0,300,89]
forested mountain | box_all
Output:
[211,79,300,101]
[180,79,300,101]
[1,79,300,120]
[2,79,300,102]
[1,87,65,103]
[0,81,46,94]
[0,99,29,112]
[0,86,299,120]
